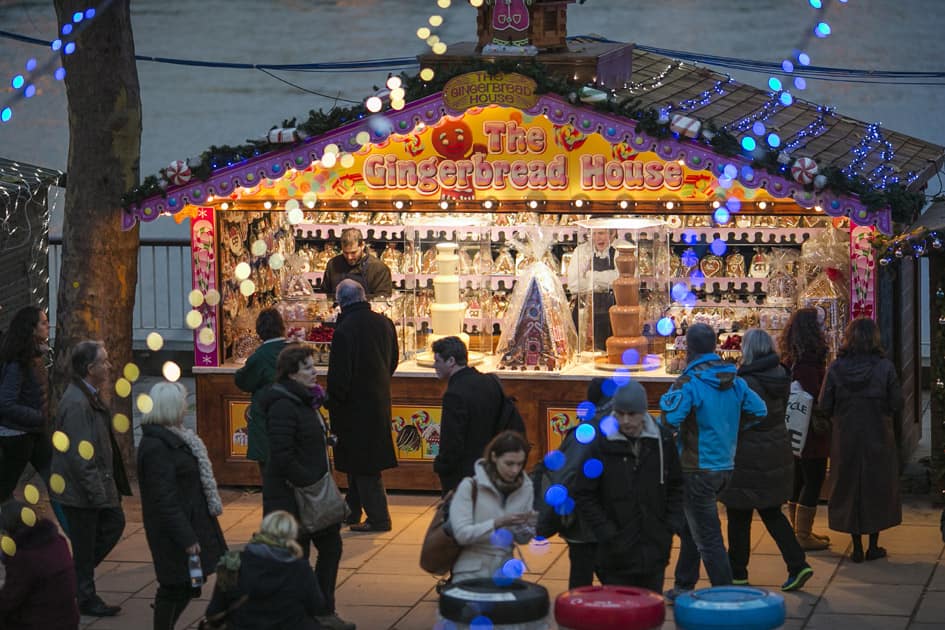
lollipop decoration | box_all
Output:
[791,157,819,185]
[164,160,191,186]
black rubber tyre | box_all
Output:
[439,578,550,624]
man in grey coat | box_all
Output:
[50,340,131,617]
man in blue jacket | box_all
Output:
[660,323,767,600]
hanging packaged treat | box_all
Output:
[381,243,402,274]
[373,212,401,225]
[316,211,346,224]
[725,252,746,277]
[539,214,559,226]
[800,269,848,358]
[778,215,801,228]
[754,214,778,228]
[559,214,587,225]
[472,249,494,274]
[665,215,683,229]
[494,213,516,226]
[735,213,753,228]
[494,246,515,274]
[458,248,474,274]
[700,254,724,278]
[687,214,712,228]
[495,231,577,371]
[402,243,420,274]
[347,211,372,223]
[766,249,798,305]
[749,248,769,278]
[420,246,438,273]
[515,211,540,225]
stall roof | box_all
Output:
[614,43,945,192]
[0,157,64,199]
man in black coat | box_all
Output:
[572,380,684,593]
[327,279,399,532]
[430,336,510,495]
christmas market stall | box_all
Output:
[122,4,945,488]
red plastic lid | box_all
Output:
[554,585,665,630]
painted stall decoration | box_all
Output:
[238,106,778,208]
[228,400,250,458]
[191,207,220,367]
[391,405,443,460]
[850,225,877,320]
[546,406,579,451]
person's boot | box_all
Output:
[784,501,797,530]
[152,597,185,630]
[795,504,830,550]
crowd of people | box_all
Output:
[0,282,931,629]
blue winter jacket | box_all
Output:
[659,354,767,472]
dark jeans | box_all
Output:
[567,541,599,589]
[345,473,391,528]
[153,582,197,630]
[726,506,807,580]
[792,457,827,507]
[598,567,664,593]
[300,523,342,616]
[0,432,52,501]
[674,470,733,589]
[61,504,125,605]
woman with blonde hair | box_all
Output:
[138,380,227,629]
[449,431,536,584]
[204,511,323,630]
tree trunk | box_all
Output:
[51,0,141,477]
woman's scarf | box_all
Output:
[167,425,224,516]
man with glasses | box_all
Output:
[50,340,131,617]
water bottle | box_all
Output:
[188,553,204,588]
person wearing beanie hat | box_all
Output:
[659,325,768,601]
[572,381,684,592]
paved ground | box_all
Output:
[22,488,929,630]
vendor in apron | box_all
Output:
[322,227,393,299]
[567,229,618,351]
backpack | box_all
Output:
[490,374,526,438]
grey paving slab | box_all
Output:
[833,554,938,585]
[334,604,411,630]
[929,560,945,591]
[915,590,945,624]
[814,583,924,616]
[805,614,911,630]
[334,572,439,607]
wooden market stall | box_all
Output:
[122,3,945,489]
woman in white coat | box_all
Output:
[449,431,536,584]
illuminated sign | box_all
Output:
[443,72,538,111]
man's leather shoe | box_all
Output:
[349,522,392,533]
[79,600,121,617]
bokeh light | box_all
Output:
[162,361,182,382]
[714,208,731,224]
[490,527,513,547]
[429,15,443,27]
[601,378,618,398]
[268,253,286,270]
[544,450,566,471]
[49,473,65,494]
[204,289,221,306]
[621,348,640,365]
[671,282,689,301]
[544,484,568,507]
[575,400,596,421]
[656,317,674,336]
[137,393,154,414]
[340,153,355,168]
[78,440,95,460]
[600,414,618,436]
[723,164,738,179]
[501,558,525,579]
[575,423,596,444]
[780,92,794,106]
[768,77,782,91]
[420,68,435,81]
[710,237,728,256]
[1,536,16,557]
[741,137,757,151]
[123,363,140,382]
[234,262,251,281]
[767,133,781,147]
[23,484,39,504]
[52,431,70,453]
[239,279,256,296]
[583,458,604,479]
[115,378,131,398]
[251,239,268,256]
[188,290,205,307]
[20,506,36,527]
[113,413,131,433]
[725,197,742,213]
[555,497,576,516]
[199,327,217,345]
[355,131,371,146]
[146,332,165,352]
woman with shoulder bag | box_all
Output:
[719,329,813,591]
[203,511,322,630]
[779,308,832,550]
[0,307,55,503]
[260,343,353,630]
[820,317,903,562]
[449,431,536,584]
[138,381,227,629]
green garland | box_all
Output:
[120,60,927,225]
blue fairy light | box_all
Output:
[814,22,831,38]
[11,75,24,89]
[576,400,596,421]
[767,133,781,148]
[25,58,37,72]
[671,282,689,301]
[601,378,618,398]
[575,423,596,444]
[723,164,738,179]
[725,197,741,213]
[714,208,731,225]
[583,458,604,479]
[681,291,698,307]
[612,370,631,388]
[621,348,640,365]
[471,615,494,629]
[501,558,525,579]
[656,317,674,336]
[23,84,35,98]
[54,68,66,81]
[85,8,96,18]
[781,59,795,73]
[809,0,822,7]
[72,11,84,22]
[1,107,12,123]
[682,230,698,244]
[718,175,732,189]
[490,528,514,548]
[61,23,73,35]
[600,415,618,436]
[740,166,754,181]
[64,42,77,55]
[798,52,811,66]
[741,137,757,152]
[544,450,566,471]
[767,77,782,91]
[51,39,62,51]
[544,484,568,507]
[752,121,766,136]
[780,92,794,106]
[710,237,728,256]
[794,77,807,90]
[681,249,699,268]
[689,270,705,288]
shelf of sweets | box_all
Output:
[669,227,819,245]
[300,271,581,292]
[293,222,580,243]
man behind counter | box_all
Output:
[322,228,392,298]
